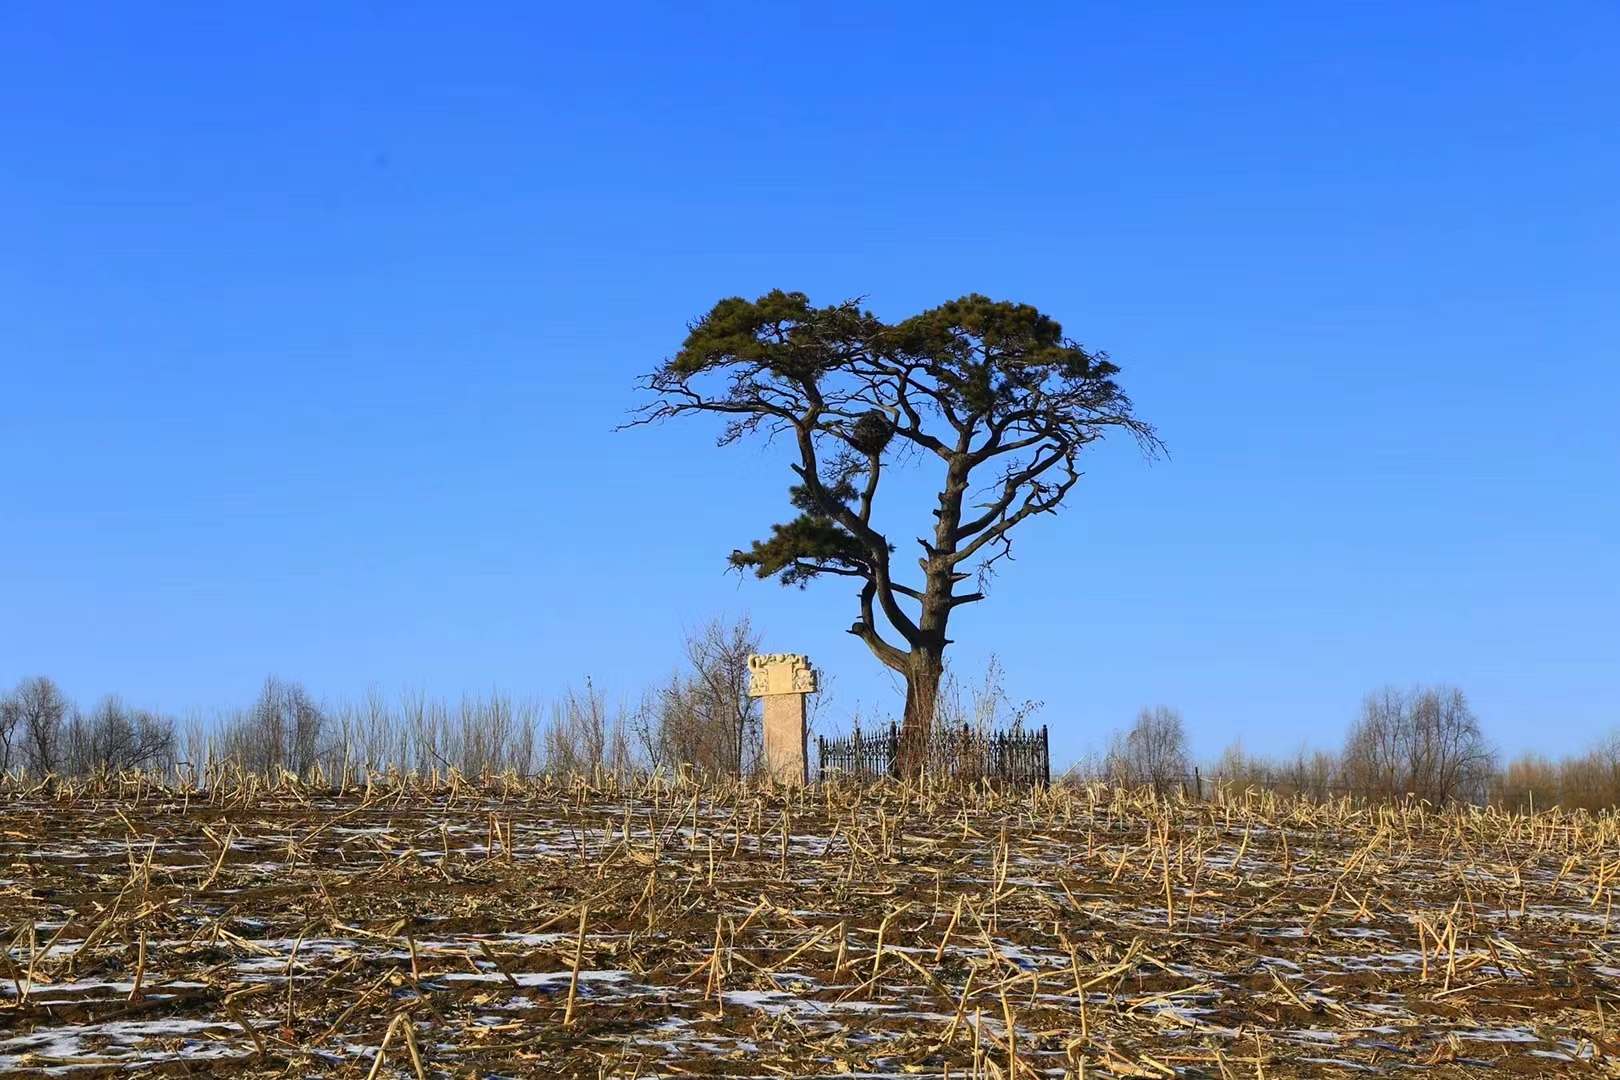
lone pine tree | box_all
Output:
[632,291,1158,774]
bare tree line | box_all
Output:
[199,621,772,782]
[0,676,177,778]
[6,657,1615,811]
[1497,736,1620,813]
[1088,685,1507,807]
[2,617,789,784]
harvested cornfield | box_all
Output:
[4,774,1620,1077]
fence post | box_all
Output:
[1194,766,1201,801]
[817,735,825,782]
[888,721,900,778]
[1041,724,1050,788]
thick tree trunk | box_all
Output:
[897,651,944,778]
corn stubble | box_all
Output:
[3,766,1620,1077]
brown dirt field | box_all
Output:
[4,775,1620,1077]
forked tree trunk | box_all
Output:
[897,650,945,778]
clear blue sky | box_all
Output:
[3,3,1615,766]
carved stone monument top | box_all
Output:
[747,653,818,697]
[748,652,811,670]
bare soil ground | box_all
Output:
[4,776,1620,1077]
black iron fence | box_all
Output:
[975,725,1051,788]
[817,723,900,781]
[817,723,1050,787]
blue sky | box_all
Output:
[3,3,1615,765]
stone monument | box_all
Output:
[747,653,818,786]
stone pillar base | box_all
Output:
[762,693,807,786]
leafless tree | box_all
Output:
[219,676,327,777]
[544,679,633,778]
[1281,748,1340,801]
[637,616,763,777]
[60,696,176,775]
[180,713,212,778]
[8,676,70,777]
[1106,706,1191,795]
[1341,685,1496,804]
[933,654,1041,734]
[924,654,1043,778]
[0,691,19,775]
